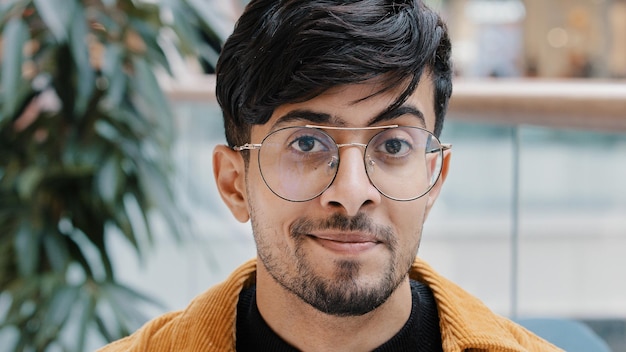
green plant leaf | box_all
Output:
[94,314,116,342]
[94,119,121,142]
[169,4,202,53]
[104,67,128,110]
[0,1,19,19]
[0,237,17,290]
[100,281,164,333]
[16,166,43,200]
[64,234,95,279]
[198,43,220,70]
[102,43,123,78]
[14,222,40,277]
[136,160,182,242]
[97,155,121,205]
[101,0,116,8]
[111,202,141,254]
[75,290,96,352]
[72,210,115,281]
[69,2,95,117]
[169,3,221,67]
[123,192,153,248]
[102,43,127,108]
[33,0,75,43]
[1,17,29,121]
[36,283,79,348]
[3,277,38,324]
[132,57,173,140]
[42,232,70,274]
[106,281,165,312]
[184,0,228,41]
[127,16,172,75]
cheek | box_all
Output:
[246,156,275,207]
[247,172,301,238]
[387,200,428,244]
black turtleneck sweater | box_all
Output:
[236,280,442,351]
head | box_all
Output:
[216,0,453,149]
[213,0,453,317]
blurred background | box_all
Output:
[445,0,626,79]
[1,0,625,351]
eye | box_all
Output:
[287,133,330,153]
[376,137,412,157]
[294,136,316,152]
[384,139,403,154]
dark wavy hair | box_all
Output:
[216,0,453,148]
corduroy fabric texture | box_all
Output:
[98,258,563,352]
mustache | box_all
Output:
[290,213,396,244]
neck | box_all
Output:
[255,265,412,352]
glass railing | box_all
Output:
[431,79,626,350]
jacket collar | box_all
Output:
[175,258,557,351]
[410,258,551,351]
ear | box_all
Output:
[424,148,451,219]
[213,145,250,223]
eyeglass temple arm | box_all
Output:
[428,143,452,153]
[233,143,262,151]
[305,124,399,130]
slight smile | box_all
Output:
[307,233,382,255]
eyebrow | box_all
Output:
[272,110,336,130]
[369,105,426,127]
[271,104,426,130]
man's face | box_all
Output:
[223,78,448,316]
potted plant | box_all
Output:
[0,0,221,350]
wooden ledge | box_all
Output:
[448,79,626,132]
[164,76,626,133]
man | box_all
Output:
[100,0,561,351]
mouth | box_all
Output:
[307,232,382,255]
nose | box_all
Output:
[318,145,382,216]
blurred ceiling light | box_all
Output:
[547,27,569,48]
[466,0,526,24]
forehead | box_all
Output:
[252,77,436,139]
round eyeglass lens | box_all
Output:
[257,127,339,201]
[364,127,444,201]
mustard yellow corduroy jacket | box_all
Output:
[98,258,562,351]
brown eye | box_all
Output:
[384,139,403,154]
[296,136,316,152]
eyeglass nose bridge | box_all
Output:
[328,142,376,177]
[336,142,368,149]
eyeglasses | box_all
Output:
[234,125,451,202]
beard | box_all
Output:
[252,212,416,317]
